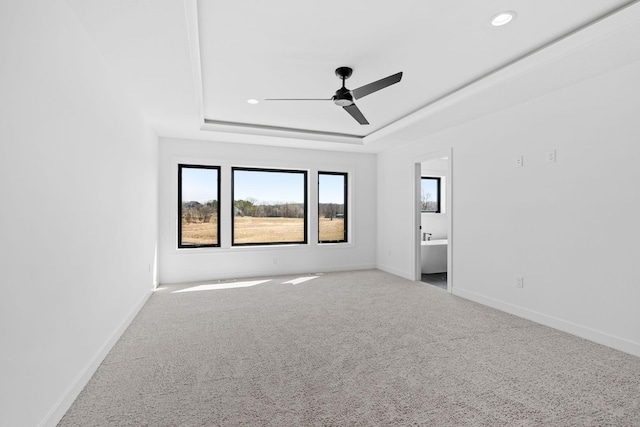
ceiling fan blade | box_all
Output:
[343,103,369,125]
[264,98,332,101]
[352,71,403,100]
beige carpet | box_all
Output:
[59,270,640,426]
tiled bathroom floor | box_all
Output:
[421,273,447,290]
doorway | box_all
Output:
[414,149,452,292]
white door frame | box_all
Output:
[413,148,453,292]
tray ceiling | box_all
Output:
[65,0,639,149]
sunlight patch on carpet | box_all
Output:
[172,279,272,293]
[282,276,319,285]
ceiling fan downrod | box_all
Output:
[333,67,354,106]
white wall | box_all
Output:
[158,138,376,284]
[0,1,158,426]
[421,213,448,241]
[377,55,640,356]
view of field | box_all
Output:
[318,217,345,242]
[180,168,347,245]
[180,217,345,245]
[180,218,218,246]
[233,217,304,244]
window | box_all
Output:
[178,164,220,248]
[421,177,441,213]
[232,167,307,245]
[318,172,347,243]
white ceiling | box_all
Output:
[65,0,640,152]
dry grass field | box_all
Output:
[318,217,345,242]
[180,220,218,245]
[181,217,345,245]
[233,217,304,244]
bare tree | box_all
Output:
[421,191,432,211]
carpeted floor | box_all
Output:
[59,270,640,426]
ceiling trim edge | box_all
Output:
[184,0,205,126]
[201,119,364,145]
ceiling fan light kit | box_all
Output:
[266,66,403,125]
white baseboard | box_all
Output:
[160,263,378,285]
[40,289,153,427]
[320,263,378,274]
[453,287,640,358]
[376,263,414,281]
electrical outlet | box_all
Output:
[273,258,278,265]
[547,149,557,163]
[516,276,524,288]
[515,155,524,167]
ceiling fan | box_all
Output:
[265,67,403,125]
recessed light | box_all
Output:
[490,11,516,27]
[247,99,259,104]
